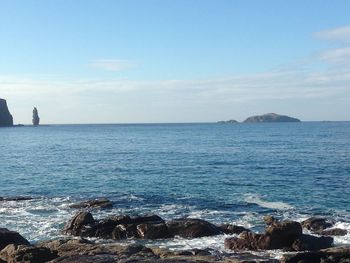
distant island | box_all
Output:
[243,113,301,123]
[217,119,238,124]
[219,113,301,124]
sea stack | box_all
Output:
[32,107,40,126]
[0,98,14,127]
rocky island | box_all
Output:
[0,98,13,127]
[243,113,300,123]
[217,120,238,124]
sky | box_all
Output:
[0,0,350,124]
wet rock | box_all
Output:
[292,234,333,251]
[320,228,348,236]
[225,220,303,251]
[225,231,271,250]
[281,246,350,263]
[0,228,30,251]
[80,215,132,238]
[0,98,13,127]
[219,224,251,235]
[301,217,333,232]
[112,224,139,240]
[48,254,119,263]
[129,214,164,225]
[166,218,222,238]
[0,244,57,263]
[69,198,113,209]
[63,211,94,236]
[137,223,171,239]
[265,220,302,249]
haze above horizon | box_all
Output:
[1,0,350,124]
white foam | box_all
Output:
[244,194,294,210]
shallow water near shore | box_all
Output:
[1,122,350,254]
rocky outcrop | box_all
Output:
[243,113,300,123]
[321,228,348,236]
[301,217,333,232]
[69,198,113,209]
[32,107,40,126]
[0,228,29,251]
[0,99,13,127]
[63,212,222,240]
[219,224,251,235]
[225,219,333,252]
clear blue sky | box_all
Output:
[1,0,350,123]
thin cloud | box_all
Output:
[87,59,136,71]
[314,25,350,43]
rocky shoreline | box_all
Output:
[0,198,349,262]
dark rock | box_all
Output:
[243,113,300,123]
[0,244,57,263]
[320,228,348,236]
[281,246,350,263]
[265,220,302,249]
[48,254,119,263]
[80,215,132,238]
[111,224,139,240]
[292,234,333,251]
[219,224,251,235]
[63,211,94,236]
[137,223,171,239]
[166,218,221,238]
[301,217,333,232]
[69,198,113,209]
[0,228,30,251]
[0,99,13,127]
[32,107,40,126]
[129,214,164,225]
[225,220,303,251]
[0,196,33,202]
[224,231,271,250]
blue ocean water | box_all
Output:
[0,122,350,249]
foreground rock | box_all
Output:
[0,244,57,263]
[0,99,13,127]
[243,113,300,123]
[63,212,223,240]
[69,198,113,209]
[225,219,333,252]
[301,217,333,233]
[281,246,350,263]
[0,228,30,251]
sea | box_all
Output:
[0,122,350,256]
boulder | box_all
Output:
[0,244,57,263]
[69,198,113,209]
[265,220,302,249]
[166,218,222,238]
[63,211,94,236]
[219,224,250,235]
[320,228,348,236]
[225,220,304,251]
[301,217,333,232]
[137,223,171,239]
[292,234,333,251]
[0,228,29,251]
[0,99,13,127]
[224,231,271,250]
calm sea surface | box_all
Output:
[0,122,350,250]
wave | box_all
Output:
[244,194,294,210]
